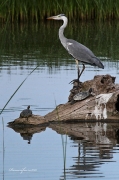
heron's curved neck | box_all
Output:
[59,17,68,48]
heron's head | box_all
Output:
[47,14,66,20]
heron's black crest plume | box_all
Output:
[58,14,65,17]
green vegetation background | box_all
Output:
[0,0,119,22]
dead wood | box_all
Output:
[8,115,48,126]
[44,74,119,121]
[8,74,119,126]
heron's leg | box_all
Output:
[69,59,81,85]
[69,60,85,85]
[75,59,80,80]
[78,64,85,80]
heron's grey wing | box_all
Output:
[67,39,104,68]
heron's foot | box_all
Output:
[69,78,82,87]
[69,78,79,84]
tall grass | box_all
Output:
[0,0,119,22]
[2,118,5,179]
[0,65,38,115]
[54,98,67,176]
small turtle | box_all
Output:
[20,105,32,120]
[71,88,95,104]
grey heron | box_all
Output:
[47,14,104,83]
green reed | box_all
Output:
[0,0,119,22]
[0,65,38,115]
[2,118,5,179]
[54,98,67,175]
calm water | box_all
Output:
[0,20,119,180]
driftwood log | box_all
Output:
[8,74,119,127]
[44,74,119,121]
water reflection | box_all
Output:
[8,124,47,144]
[7,121,119,179]
[58,122,119,179]
[0,21,119,69]
[21,133,33,144]
[1,21,119,180]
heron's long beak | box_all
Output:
[47,16,57,20]
[47,16,53,19]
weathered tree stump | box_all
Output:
[8,74,119,127]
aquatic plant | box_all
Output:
[0,66,38,115]
[0,0,119,22]
[54,98,67,176]
[2,118,5,179]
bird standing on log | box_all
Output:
[47,14,104,84]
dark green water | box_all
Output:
[0,20,119,64]
[0,20,119,180]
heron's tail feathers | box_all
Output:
[93,57,104,69]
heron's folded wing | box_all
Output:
[67,39,104,68]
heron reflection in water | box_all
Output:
[47,14,104,84]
